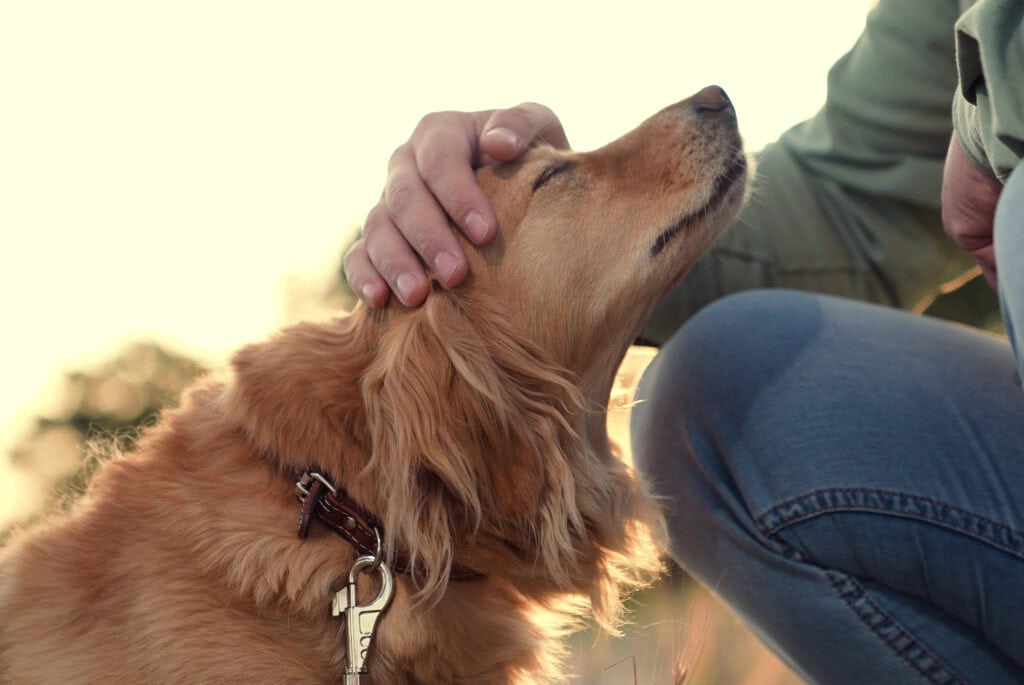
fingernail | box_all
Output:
[396,273,418,303]
[484,127,518,149]
[434,251,460,282]
[361,282,382,306]
[465,211,490,243]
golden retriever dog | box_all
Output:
[0,86,746,683]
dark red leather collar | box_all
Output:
[294,469,482,581]
[295,470,383,555]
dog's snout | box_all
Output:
[691,85,732,114]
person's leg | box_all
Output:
[632,289,1024,683]
[995,159,1024,379]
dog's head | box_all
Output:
[231,87,746,624]
[361,88,746,610]
[469,86,747,385]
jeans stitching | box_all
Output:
[755,487,1024,561]
[825,571,965,685]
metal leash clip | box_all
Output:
[332,554,395,685]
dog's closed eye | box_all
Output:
[532,160,576,193]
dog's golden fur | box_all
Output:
[0,90,746,683]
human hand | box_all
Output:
[343,103,570,307]
[941,133,1004,290]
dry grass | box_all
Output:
[567,574,801,684]
[581,347,804,685]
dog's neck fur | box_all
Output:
[0,301,661,683]
[217,302,661,680]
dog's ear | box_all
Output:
[226,315,376,476]
[362,292,589,600]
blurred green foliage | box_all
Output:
[5,343,204,525]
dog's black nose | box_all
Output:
[692,85,732,113]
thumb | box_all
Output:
[479,102,570,163]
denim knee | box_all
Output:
[631,289,822,576]
[631,289,1024,682]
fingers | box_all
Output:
[412,113,497,245]
[342,238,390,308]
[479,102,570,164]
[348,200,436,309]
[347,112,490,308]
[345,204,437,309]
[386,142,472,277]
[941,133,1003,292]
[343,103,569,309]
[347,135,476,308]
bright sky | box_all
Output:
[0,1,872,471]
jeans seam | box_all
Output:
[754,487,1024,561]
[825,571,965,685]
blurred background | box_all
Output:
[0,1,1002,682]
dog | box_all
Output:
[0,86,747,683]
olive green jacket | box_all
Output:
[642,0,1022,345]
[954,0,1024,182]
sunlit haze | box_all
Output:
[1,1,872,513]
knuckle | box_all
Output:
[387,143,410,169]
[517,101,553,119]
[362,226,416,284]
[417,144,448,180]
[369,254,403,285]
[435,185,471,221]
[342,239,366,269]
[504,102,547,128]
[415,111,440,132]
[414,110,455,137]
[361,205,388,240]
[513,101,565,146]
[364,242,394,278]
[403,222,443,258]
[384,176,417,214]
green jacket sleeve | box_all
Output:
[953,0,1024,182]
[641,0,975,346]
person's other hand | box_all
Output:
[941,133,1004,290]
[344,103,570,307]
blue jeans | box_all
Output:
[632,162,1024,684]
